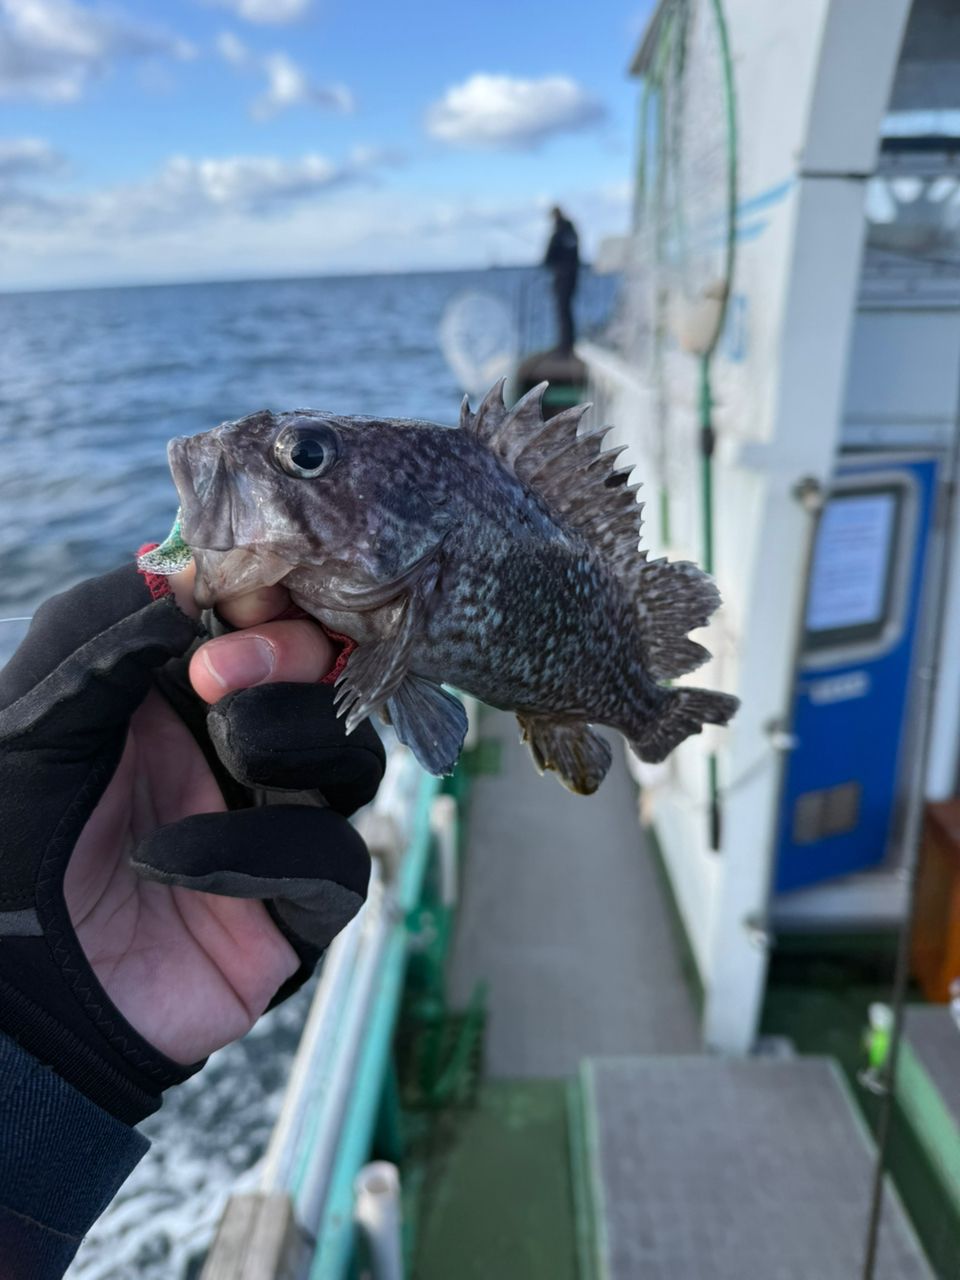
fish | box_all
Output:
[146,380,738,794]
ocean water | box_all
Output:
[0,265,618,1277]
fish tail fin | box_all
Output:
[633,557,722,680]
[629,686,739,764]
[518,715,612,795]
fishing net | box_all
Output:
[668,0,736,358]
[438,292,517,401]
[623,0,736,546]
[623,0,736,841]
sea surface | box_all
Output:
[0,265,618,1277]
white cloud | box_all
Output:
[0,0,194,102]
[0,136,64,177]
[128,152,346,215]
[0,146,390,245]
[426,73,605,150]
[216,34,354,119]
[0,136,67,222]
[207,0,311,24]
[253,51,353,118]
[215,28,248,66]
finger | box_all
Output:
[207,684,385,815]
[170,563,199,620]
[216,585,292,629]
[131,805,370,950]
[190,619,337,703]
[170,560,292,629]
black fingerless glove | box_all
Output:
[0,564,384,1125]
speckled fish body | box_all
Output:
[164,381,738,793]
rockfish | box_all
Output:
[145,381,738,793]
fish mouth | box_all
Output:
[191,546,296,609]
[168,436,297,608]
[168,436,235,551]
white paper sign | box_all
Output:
[806,494,896,633]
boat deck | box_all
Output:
[448,710,699,1076]
[414,712,941,1278]
[412,710,699,1278]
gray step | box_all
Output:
[577,1055,931,1280]
[902,1005,960,1127]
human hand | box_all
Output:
[0,562,383,1125]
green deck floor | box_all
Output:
[409,1081,577,1280]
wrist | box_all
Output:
[0,1029,151,1276]
[0,934,205,1125]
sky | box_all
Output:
[0,0,653,290]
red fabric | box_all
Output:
[319,627,357,685]
[135,544,173,601]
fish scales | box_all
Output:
[151,379,738,793]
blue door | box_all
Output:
[775,456,938,894]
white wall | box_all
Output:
[587,0,912,1051]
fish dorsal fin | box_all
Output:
[461,380,724,683]
[462,379,644,577]
[463,377,509,444]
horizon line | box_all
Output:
[0,259,553,299]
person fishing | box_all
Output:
[0,559,384,1278]
[542,205,580,354]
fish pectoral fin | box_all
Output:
[334,631,412,734]
[517,715,612,795]
[386,676,468,776]
[333,555,444,737]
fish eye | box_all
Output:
[273,423,340,479]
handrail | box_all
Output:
[201,748,442,1280]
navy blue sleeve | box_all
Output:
[543,228,561,266]
[0,1031,149,1278]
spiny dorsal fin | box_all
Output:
[463,378,721,680]
[635,558,720,680]
[460,380,723,680]
[461,379,644,583]
[461,382,589,474]
[465,378,509,444]
[487,382,548,463]
[514,402,593,485]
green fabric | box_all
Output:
[137,509,192,575]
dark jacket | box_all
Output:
[543,218,579,272]
[0,1032,147,1277]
